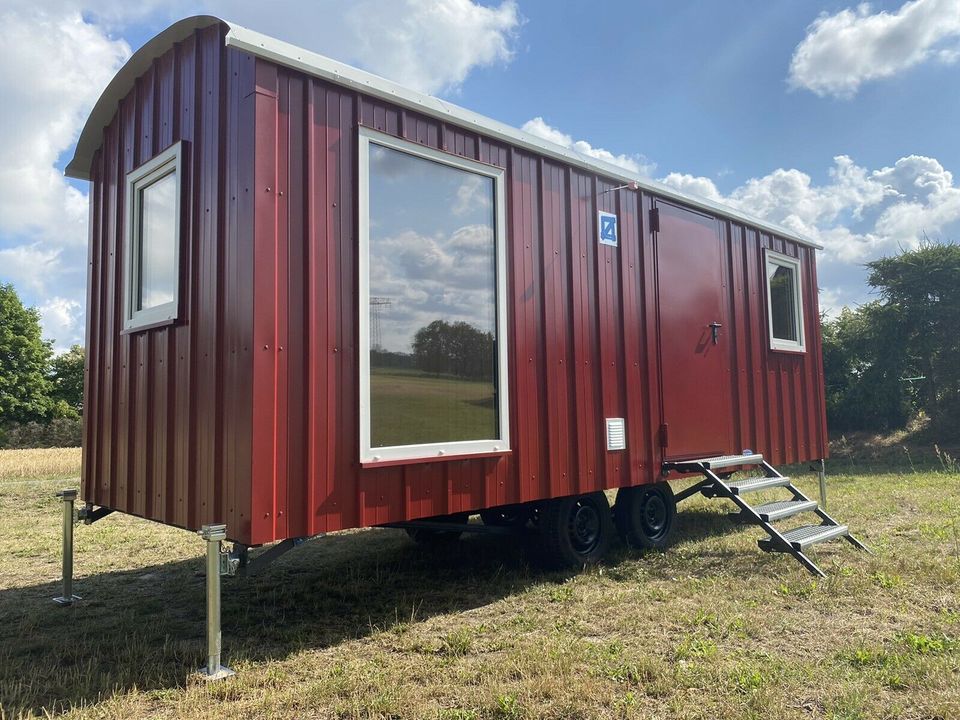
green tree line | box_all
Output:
[0,284,84,447]
[822,241,960,435]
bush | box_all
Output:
[0,418,83,449]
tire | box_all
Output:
[536,493,614,569]
[405,513,468,545]
[614,482,676,550]
[480,504,531,528]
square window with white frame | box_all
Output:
[123,142,182,331]
[358,128,510,464]
[765,250,805,352]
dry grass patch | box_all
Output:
[0,448,81,482]
[0,461,958,719]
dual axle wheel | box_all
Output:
[406,483,676,570]
[537,483,675,569]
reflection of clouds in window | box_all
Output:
[370,226,496,353]
[138,172,176,310]
[370,142,493,229]
[453,174,492,216]
[369,145,496,355]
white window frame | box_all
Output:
[122,141,182,331]
[358,127,510,464]
[764,249,805,352]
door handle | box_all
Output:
[709,321,722,345]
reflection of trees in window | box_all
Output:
[370,348,414,370]
[412,319,495,381]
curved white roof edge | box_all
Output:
[67,15,823,250]
[65,15,221,182]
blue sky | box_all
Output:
[2,0,959,350]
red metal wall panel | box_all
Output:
[83,34,829,546]
[82,27,256,541]
[242,59,827,545]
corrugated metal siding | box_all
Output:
[83,40,827,547]
[724,227,827,465]
[81,27,256,542]
[246,59,828,544]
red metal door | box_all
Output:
[655,201,733,460]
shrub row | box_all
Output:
[0,418,83,449]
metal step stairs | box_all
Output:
[664,453,869,578]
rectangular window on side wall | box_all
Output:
[358,127,510,464]
[123,142,183,332]
[765,249,805,352]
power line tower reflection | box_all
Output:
[370,297,392,352]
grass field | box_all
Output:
[0,446,958,719]
[370,368,496,446]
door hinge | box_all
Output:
[659,423,669,447]
[649,207,660,233]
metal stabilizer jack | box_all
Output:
[53,489,81,605]
[198,524,235,680]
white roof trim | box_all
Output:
[67,15,822,250]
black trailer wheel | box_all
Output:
[480,504,532,528]
[404,513,469,545]
[614,482,676,550]
[536,493,613,569]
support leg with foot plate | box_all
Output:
[198,524,235,681]
[53,489,81,606]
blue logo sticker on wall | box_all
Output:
[598,211,618,247]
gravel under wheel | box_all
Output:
[536,492,614,569]
[614,482,676,550]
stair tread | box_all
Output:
[674,453,764,470]
[727,476,791,494]
[753,499,818,521]
[761,523,849,550]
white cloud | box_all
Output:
[191,0,521,95]
[7,1,523,95]
[521,117,657,177]
[789,0,960,98]
[39,296,83,352]
[342,0,520,94]
[719,156,891,243]
[659,173,723,203]
[0,244,63,294]
[0,9,129,240]
[660,154,960,264]
[515,117,960,273]
[0,8,129,346]
[0,1,521,348]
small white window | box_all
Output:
[123,142,182,331]
[358,127,510,464]
[765,250,805,352]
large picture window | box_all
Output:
[765,250,805,352]
[358,128,509,463]
[123,142,182,331]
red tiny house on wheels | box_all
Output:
[67,16,830,552]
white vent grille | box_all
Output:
[606,418,626,451]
